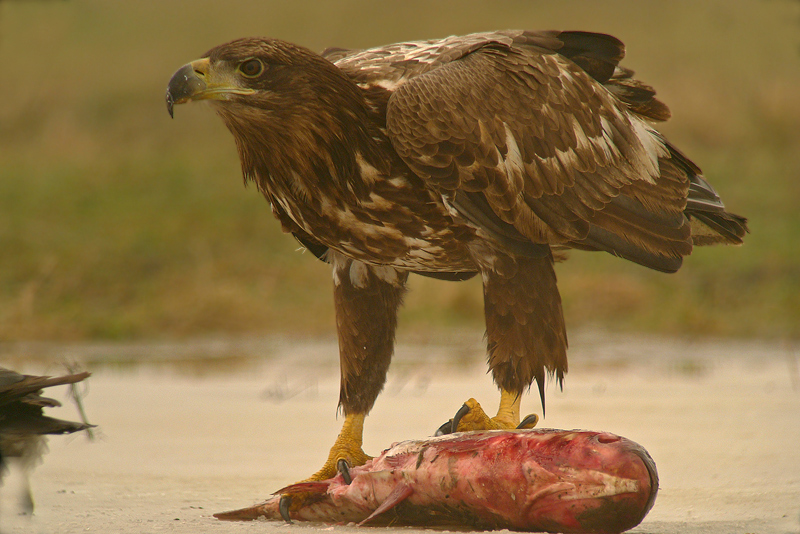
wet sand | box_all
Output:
[2,332,799,533]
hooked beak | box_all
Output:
[166,58,255,118]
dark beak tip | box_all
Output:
[166,63,200,118]
[166,93,175,118]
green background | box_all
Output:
[1,0,798,342]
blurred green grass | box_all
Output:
[1,0,798,341]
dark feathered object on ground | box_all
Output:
[0,367,93,515]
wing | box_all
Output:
[0,367,94,443]
[384,33,693,272]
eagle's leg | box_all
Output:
[439,252,567,434]
[299,255,407,482]
[304,412,370,483]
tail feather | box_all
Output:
[665,141,749,247]
[689,211,748,246]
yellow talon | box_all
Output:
[453,390,539,432]
[305,412,371,482]
[280,412,372,518]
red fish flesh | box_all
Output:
[215,429,658,533]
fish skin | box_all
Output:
[215,429,658,533]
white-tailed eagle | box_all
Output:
[166,30,747,511]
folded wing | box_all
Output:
[383,31,744,273]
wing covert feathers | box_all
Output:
[381,31,745,271]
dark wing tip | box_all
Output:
[554,31,626,83]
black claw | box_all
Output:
[337,459,352,484]
[435,419,454,436]
[451,403,471,434]
[278,495,293,524]
[516,413,539,429]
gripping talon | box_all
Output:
[451,403,471,434]
[279,495,293,524]
[337,458,352,484]
[516,413,539,429]
[435,419,454,436]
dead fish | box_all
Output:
[216,428,658,533]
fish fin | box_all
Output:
[273,481,329,495]
[358,482,414,525]
[214,499,274,521]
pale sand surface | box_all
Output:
[1,332,799,534]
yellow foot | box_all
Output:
[306,427,371,484]
[435,390,539,435]
[279,412,371,522]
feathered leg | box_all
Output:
[293,254,407,484]
[441,251,568,433]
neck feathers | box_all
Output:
[216,62,391,203]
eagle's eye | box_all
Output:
[239,58,264,78]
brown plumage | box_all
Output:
[166,29,747,445]
[0,367,93,513]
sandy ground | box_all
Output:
[1,331,799,534]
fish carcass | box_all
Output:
[216,428,658,533]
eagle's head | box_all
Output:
[167,38,332,115]
[166,37,382,191]
[166,37,362,122]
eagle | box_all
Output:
[166,29,747,500]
